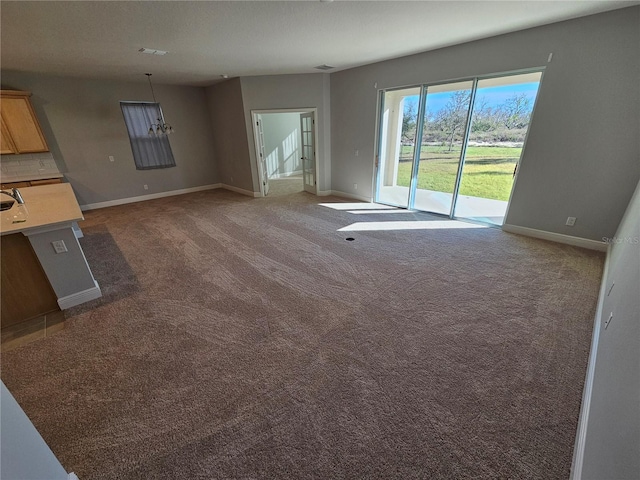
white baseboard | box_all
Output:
[317,190,332,197]
[329,190,373,203]
[220,184,260,197]
[68,473,79,480]
[80,184,222,211]
[58,282,102,310]
[569,246,611,479]
[502,224,608,251]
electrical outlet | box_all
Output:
[354,149,359,157]
[604,312,613,329]
[566,216,576,226]
[51,240,68,254]
[353,183,358,190]
[143,184,149,190]
[108,155,115,162]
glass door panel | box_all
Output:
[454,72,542,225]
[300,112,316,193]
[376,87,420,208]
[414,81,473,215]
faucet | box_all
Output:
[0,188,25,204]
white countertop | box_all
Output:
[1,183,83,235]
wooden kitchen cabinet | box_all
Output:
[0,181,31,189]
[27,178,63,186]
[0,90,49,154]
[1,233,60,329]
[0,117,18,154]
[1,178,61,189]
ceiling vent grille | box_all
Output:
[314,64,335,71]
[139,47,168,56]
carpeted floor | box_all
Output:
[1,190,604,479]
[267,175,304,196]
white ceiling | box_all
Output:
[1,1,637,87]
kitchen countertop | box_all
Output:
[1,183,83,236]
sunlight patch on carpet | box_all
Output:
[346,209,414,215]
[338,220,489,231]
[319,202,395,210]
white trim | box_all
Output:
[68,473,79,480]
[252,113,267,197]
[501,224,608,251]
[80,184,221,211]
[569,245,610,480]
[250,108,320,197]
[251,108,316,114]
[317,190,332,197]
[72,221,83,239]
[221,184,260,197]
[329,190,373,203]
[57,282,102,310]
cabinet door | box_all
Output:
[1,234,60,328]
[0,96,49,153]
[0,117,17,154]
[0,182,30,189]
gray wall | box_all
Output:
[205,78,253,192]
[575,178,640,479]
[1,381,69,480]
[0,70,219,206]
[330,7,640,241]
[240,74,331,193]
[261,113,302,178]
[28,226,97,299]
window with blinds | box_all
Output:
[120,102,176,170]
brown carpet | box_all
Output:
[1,190,604,480]
[267,175,304,196]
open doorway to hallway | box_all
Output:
[252,109,317,197]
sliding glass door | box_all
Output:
[376,86,421,208]
[453,72,542,225]
[375,70,543,226]
[414,81,474,216]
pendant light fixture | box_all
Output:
[145,73,174,135]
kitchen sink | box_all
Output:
[0,200,15,211]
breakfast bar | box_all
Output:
[1,183,101,331]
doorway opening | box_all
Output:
[375,70,543,226]
[252,109,318,197]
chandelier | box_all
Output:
[145,73,174,135]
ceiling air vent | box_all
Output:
[314,64,335,71]
[139,47,168,56]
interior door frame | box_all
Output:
[251,108,319,197]
[254,114,269,196]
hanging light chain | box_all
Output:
[145,73,174,136]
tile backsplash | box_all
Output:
[0,152,61,181]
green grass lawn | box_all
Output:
[395,145,520,201]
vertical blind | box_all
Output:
[120,102,176,170]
